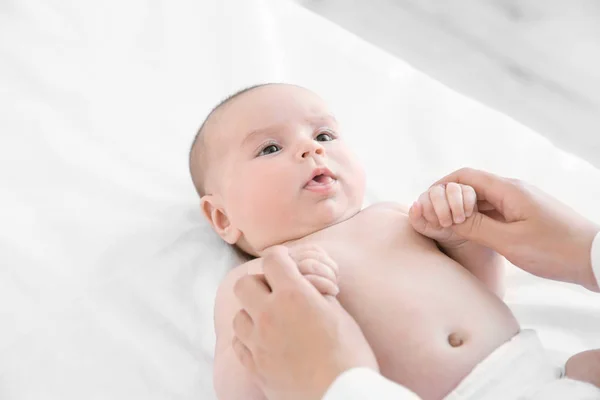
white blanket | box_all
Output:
[1,1,599,399]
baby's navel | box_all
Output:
[448,332,465,347]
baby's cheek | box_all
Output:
[344,158,366,204]
[237,175,290,226]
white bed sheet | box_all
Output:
[1,1,599,399]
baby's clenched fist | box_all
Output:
[288,244,340,296]
[409,182,477,248]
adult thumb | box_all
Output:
[262,245,305,290]
[452,210,510,251]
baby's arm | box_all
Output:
[409,182,505,297]
[439,241,505,298]
[213,247,339,400]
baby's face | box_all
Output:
[204,84,366,254]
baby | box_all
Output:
[190,83,600,399]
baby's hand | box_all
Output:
[409,182,477,249]
[289,245,340,296]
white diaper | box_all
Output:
[444,329,600,400]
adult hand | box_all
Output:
[434,168,600,292]
[232,246,379,400]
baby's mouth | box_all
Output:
[307,174,335,186]
[303,166,338,192]
[304,174,337,191]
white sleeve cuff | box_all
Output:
[322,368,421,400]
[592,231,600,289]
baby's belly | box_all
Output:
[333,246,520,400]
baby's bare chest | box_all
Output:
[296,204,441,277]
[296,206,519,400]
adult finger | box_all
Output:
[232,309,254,343]
[233,275,271,318]
[232,335,256,374]
[477,200,495,212]
[262,245,306,292]
[451,210,511,250]
[433,170,516,250]
[480,208,507,223]
[432,168,519,215]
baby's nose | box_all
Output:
[299,141,325,159]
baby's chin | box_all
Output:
[314,197,363,225]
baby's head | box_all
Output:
[189,83,366,257]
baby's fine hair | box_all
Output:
[188,83,274,197]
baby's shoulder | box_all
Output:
[362,201,409,216]
[218,258,262,289]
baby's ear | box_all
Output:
[200,195,242,245]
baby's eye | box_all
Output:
[315,131,335,142]
[258,144,281,156]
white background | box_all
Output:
[1,1,599,399]
[298,0,600,168]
